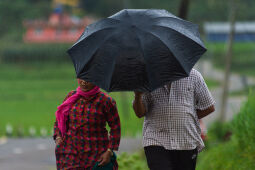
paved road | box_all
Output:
[0,138,142,170]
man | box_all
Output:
[133,69,215,170]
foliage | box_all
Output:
[231,92,255,152]
[197,92,255,170]
[80,0,124,17]
[205,79,220,89]
[117,151,149,170]
[205,42,255,77]
[204,120,232,149]
[0,43,72,63]
[230,85,255,96]
[1,0,255,43]
[0,0,51,40]
[80,0,255,22]
[197,141,254,170]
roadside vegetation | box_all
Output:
[197,92,255,170]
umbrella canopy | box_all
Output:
[68,9,206,92]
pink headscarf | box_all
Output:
[55,86,100,137]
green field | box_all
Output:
[229,85,255,96]
[0,63,144,137]
[0,62,218,137]
[205,42,255,76]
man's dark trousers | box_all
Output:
[144,146,198,170]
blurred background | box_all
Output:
[0,0,255,169]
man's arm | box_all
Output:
[194,70,215,119]
[197,105,215,119]
[133,92,146,118]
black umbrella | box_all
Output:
[68,9,206,92]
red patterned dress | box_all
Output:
[53,91,121,170]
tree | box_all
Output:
[219,0,238,122]
[178,0,190,19]
[79,0,255,22]
[80,0,123,17]
[0,0,51,41]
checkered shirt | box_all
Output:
[142,69,215,152]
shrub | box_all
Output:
[205,120,232,149]
[0,43,72,63]
[197,92,255,170]
[117,151,149,170]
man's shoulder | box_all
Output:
[175,69,204,85]
[189,69,203,80]
[190,69,201,76]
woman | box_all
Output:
[53,79,121,170]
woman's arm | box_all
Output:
[106,100,121,151]
[53,121,63,144]
[98,99,120,166]
[53,121,61,140]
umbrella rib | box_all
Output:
[72,18,122,47]
[72,27,117,49]
[135,27,188,74]
[151,16,191,24]
[150,24,205,48]
[131,28,153,90]
[107,16,123,22]
[76,28,117,77]
[125,9,133,24]
[154,25,206,53]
